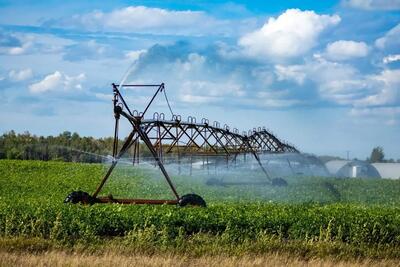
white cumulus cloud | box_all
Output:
[238,9,340,60]
[375,23,400,51]
[5,41,32,55]
[325,40,369,60]
[274,58,368,105]
[45,6,238,36]
[309,61,367,105]
[8,68,33,81]
[274,56,400,109]
[383,54,400,63]
[355,69,400,107]
[29,71,86,93]
[275,65,307,85]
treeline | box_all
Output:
[0,131,118,163]
[2,130,399,164]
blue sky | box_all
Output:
[0,0,399,159]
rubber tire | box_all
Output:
[64,191,97,205]
[271,177,288,187]
[178,193,207,207]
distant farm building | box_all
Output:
[325,160,380,179]
[325,160,400,179]
[371,163,400,180]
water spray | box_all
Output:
[64,81,299,207]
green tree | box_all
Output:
[369,146,385,163]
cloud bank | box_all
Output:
[239,9,340,60]
[29,71,86,93]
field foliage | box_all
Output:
[1,160,400,258]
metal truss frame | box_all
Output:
[92,83,298,204]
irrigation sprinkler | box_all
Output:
[65,83,298,206]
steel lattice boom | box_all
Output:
[139,118,298,158]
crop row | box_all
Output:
[1,202,400,246]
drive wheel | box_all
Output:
[178,193,206,207]
[271,177,288,187]
[64,191,97,205]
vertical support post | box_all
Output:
[136,139,140,165]
[132,140,137,165]
[158,123,163,163]
[113,118,119,158]
[112,89,120,158]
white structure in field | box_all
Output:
[371,163,400,180]
[325,160,380,179]
[325,160,400,179]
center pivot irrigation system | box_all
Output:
[65,83,298,207]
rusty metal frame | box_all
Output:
[92,83,299,204]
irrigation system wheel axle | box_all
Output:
[64,190,206,207]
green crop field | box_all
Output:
[1,159,400,260]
